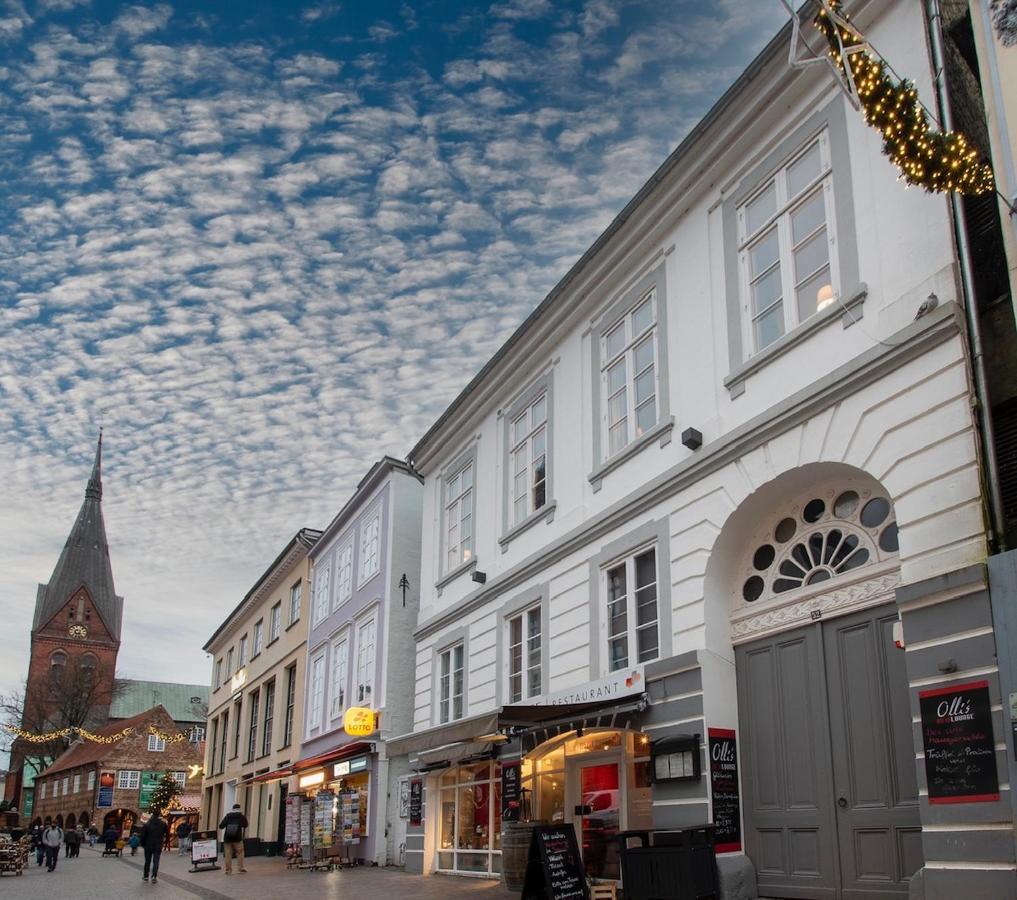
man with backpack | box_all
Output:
[218,803,248,874]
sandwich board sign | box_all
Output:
[521,824,590,900]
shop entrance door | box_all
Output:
[573,760,622,880]
[736,604,922,899]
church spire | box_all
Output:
[85,429,102,501]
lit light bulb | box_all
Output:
[816,284,835,311]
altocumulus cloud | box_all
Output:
[0,0,787,692]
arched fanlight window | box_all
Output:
[80,653,98,680]
[741,488,899,604]
[50,649,68,669]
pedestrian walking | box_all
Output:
[64,825,80,858]
[140,812,168,884]
[31,824,44,867]
[218,803,248,875]
[128,831,140,856]
[101,825,119,856]
[176,820,192,856]
[87,824,98,848]
[42,820,63,872]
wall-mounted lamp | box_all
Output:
[681,428,703,451]
[472,570,487,584]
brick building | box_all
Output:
[31,705,204,832]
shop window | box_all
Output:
[437,762,502,875]
[439,643,465,724]
[604,547,659,671]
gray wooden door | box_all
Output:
[736,604,922,899]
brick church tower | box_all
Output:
[4,433,124,813]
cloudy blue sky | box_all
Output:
[0,0,790,699]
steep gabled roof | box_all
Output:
[32,433,123,640]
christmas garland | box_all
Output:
[815,1,994,195]
[4,724,189,745]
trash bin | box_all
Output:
[618,826,718,900]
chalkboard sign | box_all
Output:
[708,728,742,853]
[502,760,521,823]
[920,680,999,804]
[409,779,423,826]
[521,824,590,900]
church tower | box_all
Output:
[4,433,124,813]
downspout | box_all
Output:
[927,0,1008,551]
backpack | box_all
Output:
[224,821,242,842]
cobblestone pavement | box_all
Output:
[3,845,507,900]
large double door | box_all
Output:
[735,605,922,899]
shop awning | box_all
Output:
[239,766,294,786]
[292,741,372,772]
[386,711,501,758]
[416,740,498,769]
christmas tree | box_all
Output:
[148,772,181,814]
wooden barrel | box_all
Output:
[502,821,544,891]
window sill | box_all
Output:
[250,652,262,662]
[435,557,477,594]
[266,637,279,648]
[357,569,381,592]
[589,418,675,492]
[285,619,300,632]
[498,501,557,552]
[724,283,867,398]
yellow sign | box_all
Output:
[343,707,377,736]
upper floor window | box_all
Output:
[218,711,229,774]
[232,700,242,758]
[270,603,282,643]
[359,516,380,584]
[509,394,548,526]
[330,633,349,721]
[438,642,464,724]
[605,546,659,671]
[313,563,331,626]
[261,680,275,756]
[508,606,542,703]
[283,664,297,748]
[188,726,206,743]
[50,649,67,673]
[308,651,326,734]
[246,689,260,762]
[226,647,234,676]
[87,770,95,791]
[356,616,377,706]
[147,734,166,752]
[445,461,475,572]
[336,543,353,606]
[739,132,836,354]
[289,581,301,625]
[214,658,223,691]
[601,290,659,457]
[171,771,187,791]
[253,619,264,656]
[238,635,247,667]
[72,774,80,793]
[117,770,140,790]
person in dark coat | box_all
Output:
[218,803,249,874]
[140,812,169,884]
[101,824,119,855]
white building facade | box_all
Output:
[390,2,1017,898]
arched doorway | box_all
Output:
[65,813,76,830]
[710,466,922,898]
[103,809,137,833]
[79,811,90,828]
[54,814,64,828]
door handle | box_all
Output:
[837,797,848,808]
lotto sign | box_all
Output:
[343,706,377,736]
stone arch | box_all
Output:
[65,812,76,829]
[79,810,90,828]
[54,814,64,828]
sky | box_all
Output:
[0,0,790,706]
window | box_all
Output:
[50,649,67,674]
[270,603,281,642]
[605,547,659,671]
[188,726,206,743]
[87,771,95,792]
[289,582,301,624]
[309,651,326,734]
[214,659,223,691]
[508,607,542,702]
[601,290,659,457]
[283,664,297,747]
[313,564,331,626]
[62,776,69,796]
[226,647,234,676]
[253,620,264,656]
[261,681,275,756]
[335,543,353,607]
[445,462,474,572]
[360,516,380,584]
[209,718,219,773]
[39,782,45,800]
[117,770,141,790]
[246,690,260,762]
[330,634,349,720]
[148,734,166,752]
[171,771,187,791]
[238,635,247,667]
[232,700,242,759]
[218,711,228,774]
[436,762,503,875]
[356,617,377,706]
[73,774,81,793]
[509,394,548,525]
[739,132,836,354]
[439,643,465,724]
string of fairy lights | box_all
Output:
[3,724,190,746]
[815,0,994,195]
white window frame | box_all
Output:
[308,649,326,736]
[270,603,282,642]
[62,776,69,796]
[188,726,206,743]
[355,614,378,707]
[171,771,187,791]
[603,543,660,672]
[238,635,247,667]
[600,288,660,458]
[289,581,301,624]
[117,770,141,790]
[226,647,234,676]
[444,461,475,573]
[359,515,380,586]
[39,782,46,800]
[335,542,353,607]
[507,605,542,703]
[214,659,223,690]
[509,393,549,526]
[253,619,264,656]
[738,130,838,356]
[329,631,350,721]
[87,770,95,792]
[438,642,465,724]
[313,562,331,627]
[73,773,80,793]
[148,734,166,752]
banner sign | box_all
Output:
[409,779,423,826]
[97,771,115,808]
[920,680,999,804]
[139,772,163,810]
[501,760,521,822]
[708,728,742,853]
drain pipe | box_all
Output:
[927,0,1007,551]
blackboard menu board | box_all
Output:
[920,680,999,804]
[708,728,742,853]
[409,779,423,826]
[502,760,521,823]
[521,824,590,900]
